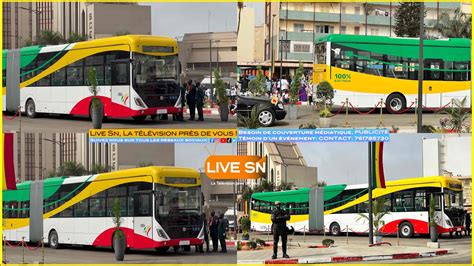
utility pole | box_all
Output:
[279,36,283,88]
[271,14,276,79]
[368,142,374,245]
[417,3,424,133]
[209,38,213,89]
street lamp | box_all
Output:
[271,14,276,79]
[19,7,43,42]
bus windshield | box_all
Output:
[444,190,463,209]
[315,43,326,64]
[155,185,201,215]
[133,53,178,82]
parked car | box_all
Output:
[235,96,286,127]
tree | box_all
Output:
[289,62,304,104]
[440,97,470,133]
[90,164,110,174]
[316,81,334,109]
[247,66,266,96]
[67,32,88,43]
[55,161,87,177]
[394,2,426,37]
[317,181,327,187]
[277,181,294,191]
[36,30,65,45]
[214,69,229,105]
[254,179,274,192]
[363,2,374,35]
[434,8,471,38]
[356,197,390,237]
[237,1,244,35]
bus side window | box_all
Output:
[444,61,454,81]
[112,63,130,86]
[136,193,151,216]
[454,62,470,81]
[90,191,106,217]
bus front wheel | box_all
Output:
[132,115,147,122]
[330,222,341,236]
[386,93,406,114]
[155,246,170,254]
[26,99,37,118]
[398,222,414,238]
[48,230,60,249]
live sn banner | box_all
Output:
[88,129,390,143]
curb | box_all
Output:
[239,249,453,264]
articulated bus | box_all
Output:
[312,34,471,113]
[250,176,464,238]
[2,35,181,121]
[2,167,205,252]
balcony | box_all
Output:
[279,31,328,42]
[282,52,313,63]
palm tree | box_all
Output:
[363,2,374,35]
[254,179,274,192]
[441,97,470,133]
[67,32,88,43]
[89,164,110,174]
[434,8,471,38]
[237,1,244,34]
[277,181,294,191]
[36,30,65,45]
[55,161,87,177]
[356,197,390,237]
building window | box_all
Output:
[370,28,379,36]
[354,6,361,15]
[354,26,360,35]
[293,43,311,53]
[316,25,334,34]
[341,6,346,14]
[294,23,304,33]
[340,26,346,34]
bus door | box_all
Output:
[133,190,154,247]
[110,59,131,116]
[424,60,443,108]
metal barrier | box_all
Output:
[3,236,45,264]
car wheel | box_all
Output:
[398,222,414,238]
[26,99,37,118]
[386,93,406,114]
[330,222,341,236]
[49,230,60,249]
[257,109,275,127]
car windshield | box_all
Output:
[133,53,178,84]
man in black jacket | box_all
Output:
[271,201,290,259]
[186,80,196,120]
[196,82,205,121]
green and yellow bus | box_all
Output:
[250,176,465,238]
[3,166,204,252]
[313,34,471,113]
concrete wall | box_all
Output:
[200,173,235,214]
[92,3,151,38]
[237,7,255,63]
[287,165,318,188]
[117,143,174,169]
[254,25,266,62]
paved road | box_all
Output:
[3,114,237,133]
[272,105,469,132]
[4,244,236,264]
[246,232,471,264]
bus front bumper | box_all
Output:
[131,107,181,117]
[157,238,204,248]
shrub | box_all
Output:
[322,239,334,247]
[255,238,266,247]
[247,240,257,250]
[236,241,242,251]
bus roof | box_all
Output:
[251,176,462,204]
[2,166,200,202]
[317,34,471,48]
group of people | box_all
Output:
[200,210,229,253]
[176,80,206,122]
[238,73,316,105]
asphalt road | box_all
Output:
[2,113,237,133]
[3,244,236,264]
[248,232,471,264]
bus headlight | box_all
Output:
[157,229,169,239]
[134,97,146,108]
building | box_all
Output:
[200,173,236,214]
[237,142,318,189]
[2,2,151,49]
[10,132,174,182]
[178,31,238,81]
[262,1,469,77]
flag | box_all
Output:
[3,133,17,190]
[371,142,386,189]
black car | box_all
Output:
[235,96,286,127]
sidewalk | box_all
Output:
[237,242,453,264]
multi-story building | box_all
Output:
[179,31,238,81]
[2,2,151,49]
[263,1,469,77]
[10,132,174,182]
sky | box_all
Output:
[174,134,448,186]
[145,2,264,38]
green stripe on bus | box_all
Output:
[2,176,67,202]
[19,46,42,69]
[251,184,347,203]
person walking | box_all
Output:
[209,211,219,252]
[465,211,471,236]
[271,201,290,259]
[217,212,229,253]
[186,80,196,120]
[196,82,205,121]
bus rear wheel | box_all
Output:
[330,222,341,236]
[48,230,60,249]
[386,93,406,114]
[398,222,414,238]
[26,99,37,118]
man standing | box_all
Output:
[177,82,187,122]
[465,211,471,236]
[209,211,219,252]
[186,80,196,120]
[196,82,205,121]
[217,212,229,253]
[271,201,290,259]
